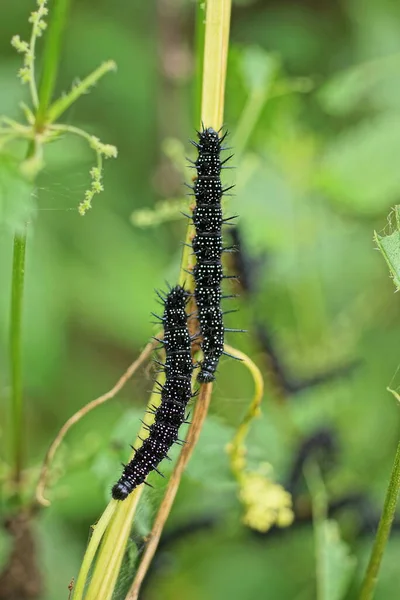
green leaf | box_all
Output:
[375,226,400,291]
[0,154,35,232]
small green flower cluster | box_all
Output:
[11,0,48,86]
[1,0,117,214]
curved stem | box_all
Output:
[359,440,400,600]
[9,230,27,491]
[224,344,264,479]
[36,338,157,507]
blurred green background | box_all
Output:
[2,0,400,598]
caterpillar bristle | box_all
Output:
[150,311,164,321]
[222,275,239,281]
[153,359,166,368]
[153,467,165,478]
[154,289,167,303]
[221,154,234,165]
[222,350,243,361]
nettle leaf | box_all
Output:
[0,154,35,231]
[316,115,400,214]
[375,225,400,291]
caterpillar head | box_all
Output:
[197,368,216,384]
[198,127,221,153]
[112,481,130,501]
[164,285,188,308]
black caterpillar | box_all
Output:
[188,126,237,383]
[112,286,193,500]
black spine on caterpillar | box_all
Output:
[189,127,234,383]
[112,286,193,501]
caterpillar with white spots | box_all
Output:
[112,286,193,500]
[188,126,239,383]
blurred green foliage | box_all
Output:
[2,0,400,598]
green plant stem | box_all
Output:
[359,440,400,600]
[36,0,71,127]
[234,89,268,158]
[9,230,27,488]
[8,0,71,494]
[47,60,116,124]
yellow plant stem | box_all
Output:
[178,216,196,288]
[85,491,143,600]
[72,381,161,600]
[201,0,232,127]
[72,501,117,600]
